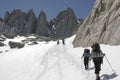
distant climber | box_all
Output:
[57,40,60,45]
[62,38,65,45]
[57,38,65,45]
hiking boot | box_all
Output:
[96,76,100,80]
[96,74,100,80]
[85,66,88,70]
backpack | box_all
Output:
[83,49,90,57]
[84,49,90,53]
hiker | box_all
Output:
[81,49,90,70]
[57,39,65,45]
[62,38,65,45]
[57,40,60,45]
[89,43,105,80]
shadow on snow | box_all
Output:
[101,72,118,80]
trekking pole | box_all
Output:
[88,60,91,69]
[87,61,91,77]
[105,56,115,73]
[81,58,83,69]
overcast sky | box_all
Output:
[0,0,96,20]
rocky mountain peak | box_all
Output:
[35,10,49,37]
[66,7,74,13]
[53,7,78,38]
[27,9,34,14]
[3,9,36,36]
[37,10,47,23]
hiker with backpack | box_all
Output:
[89,43,105,80]
[81,49,91,70]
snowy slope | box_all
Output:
[0,36,120,80]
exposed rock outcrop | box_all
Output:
[9,41,24,49]
[0,20,5,34]
[0,42,5,47]
[73,0,120,47]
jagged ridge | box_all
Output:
[0,8,81,39]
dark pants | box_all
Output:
[84,57,89,70]
[93,57,103,74]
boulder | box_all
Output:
[0,42,5,47]
[9,41,24,49]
